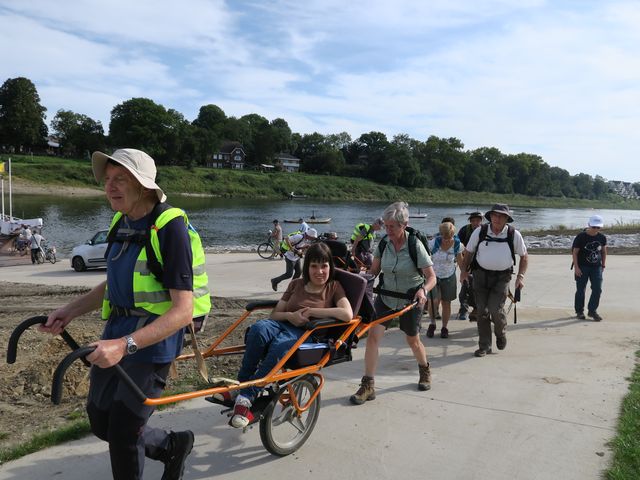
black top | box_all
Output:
[572,231,607,267]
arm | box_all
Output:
[351,234,363,256]
[367,256,381,276]
[572,247,582,277]
[515,254,528,290]
[39,280,107,335]
[304,296,353,323]
[601,245,607,269]
[414,265,437,305]
[459,250,473,284]
[87,288,194,368]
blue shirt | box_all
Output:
[103,212,193,363]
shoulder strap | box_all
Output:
[432,236,441,254]
[454,236,461,255]
[104,212,125,259]
[378,234,388,257]
[145,202,172,282]
[506,225,515,265]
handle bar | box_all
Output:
[6,315,88,366]
[51,346,147,405]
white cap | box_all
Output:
[91,149,166,203]
[306,228,318,239]
[588,215,604,228]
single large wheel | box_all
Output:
[35,251,45,264]
[48,253,56,264]
[72,256,87,272]
[257,242,276,259]
[259,375,321,456]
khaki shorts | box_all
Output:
[431,273,457,302]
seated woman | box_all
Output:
[229,242,353,428]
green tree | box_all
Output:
[0,77,48,150]
[51,109,105,158]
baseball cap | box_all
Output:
[306,228,318,239]
[588,215,604,228]
[91,149,166,203]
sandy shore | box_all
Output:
[7,178,103,197]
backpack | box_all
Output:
[280,231,305,253]
[378,226,432,273]
[469,223,515,271]
[431,235,462,256]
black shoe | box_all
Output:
[496,335,507,350]
[440,327,449,339]
[271,279,277,292]
[162,430,194,480]
[588,311,602,321]
[458,311,468,320]
[576,312,586,320]
[474,348,492,357]
[426,324,436,338]
[435,314,442,320]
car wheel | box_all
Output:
[72,256,87,272]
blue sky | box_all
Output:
[1,0,638,182]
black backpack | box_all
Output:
[378,226,432,273]
[469,223,515,271]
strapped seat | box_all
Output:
[285,269,367,369]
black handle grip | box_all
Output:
[7,315,88,366]
[51,347,148,405]
[514,287,521,302]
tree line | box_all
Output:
[1,76,637,200]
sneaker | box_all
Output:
[496,335,507,350]
[474,348,492,357]
[270,279,278,292]
[230,396,254,428]
[440,327,449,339]
[426,324,436,338]
[350,376,376,405]
[210,390,237,407]
[418,364,431,391]
[162,430,194,480]
[588,311,603,322]
[458,311,468,320]
[576,312,586,320]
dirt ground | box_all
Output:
[0,282,249,453]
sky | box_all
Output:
[1,0,639,182]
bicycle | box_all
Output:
[257,230,281,259]
[34,242,57,264]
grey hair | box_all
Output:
[382,201,409,225]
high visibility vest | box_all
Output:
[280,231,303,252]
[101,208,211,320]
[351,223,374,242]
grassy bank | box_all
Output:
[4,153,640,209]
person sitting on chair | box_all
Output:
[224,242,353,428]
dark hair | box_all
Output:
[302,242,335,284]
[441,216,455,225]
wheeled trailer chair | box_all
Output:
[6,269,416,456]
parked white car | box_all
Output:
[70,230,109,271]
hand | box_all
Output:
[414,287,427,306]
[574,266,582,277]
[515,276,525,290]
[289,307,311,327]
[86,339,126,368]
[39,308,74,335]
[460,271,470,285]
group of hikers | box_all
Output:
[35,147,608,480]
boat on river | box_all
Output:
[409,208,427,219]
[284,210,332,224]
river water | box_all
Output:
[8,194,640,255]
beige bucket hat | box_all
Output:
[91,149,166,203]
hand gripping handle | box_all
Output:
[51,346,147,405]
[6,315,87,366]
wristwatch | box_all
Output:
[124,335,138,355]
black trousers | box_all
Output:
[86,361,171,480]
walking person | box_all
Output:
[426,222,464,339]
[39,149,202,480]
[456,211,483,320]
[350,202,436,405]
[271,228,318,291]
[459,204,528,357]
[350,217,383,268]
[29,230,45,264]
[271,219,283,256]
[572,215,607,321]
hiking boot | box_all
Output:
[418,363,431,391]
[426,323,436,338]
[440,327,449,339]
[588,311,603,321]
[162,430,194,480]
[496,335,507,350]
[458,311,468,320]
[474,348,492,357]
[350,376,375,405]
[576,312,586,320]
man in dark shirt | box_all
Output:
[572,215,607,321]
[456,212,483,320]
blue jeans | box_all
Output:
[238,319,305,401]
[271,256,301,288]
[574,264,603,314]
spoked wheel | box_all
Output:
[257,242,276,259]
[259,375,321,456]
[48,253,56,264]
[35,251,45,264]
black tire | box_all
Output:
[257,242,276,259]
[72,256,87,272]
[35,251,44,264]
[19,245,28,256]
[259,375,320,456]
[48,253,56,264]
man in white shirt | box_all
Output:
[460,204,528,357]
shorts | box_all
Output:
[431,273,457,302]
[374,295,424,337]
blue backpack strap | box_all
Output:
[432,236,441,254]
